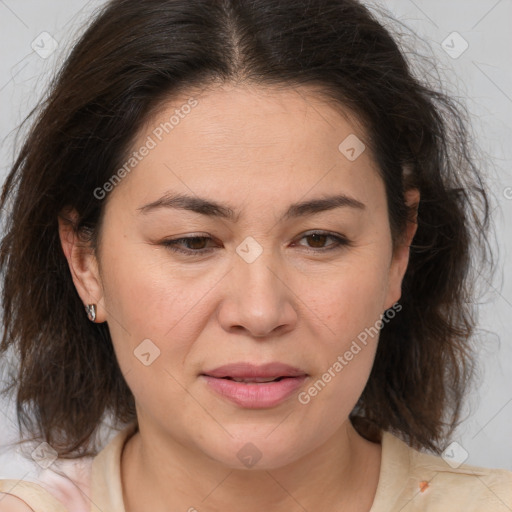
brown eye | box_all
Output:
[305,233,329,248]
[295,231,351,252]
[182,237,209,250]
[162,236,216,255]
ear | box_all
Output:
[384,188,420,310]
[58,207,106,323]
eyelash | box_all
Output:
[160,231,352,256]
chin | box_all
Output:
[197,429,312,471]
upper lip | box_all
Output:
[201,362,307,379]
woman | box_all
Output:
[0,0,510,510]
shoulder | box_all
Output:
[0,479,68,512]
[378,431,512,511]
[0,423,136,512]
[0,456,93,512]
[410,448,512,509]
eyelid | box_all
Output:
[160,234,218,255]
[292,230,352,251]
[160,230,352,256]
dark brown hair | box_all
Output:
[0,0,492,457]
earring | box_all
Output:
[85,304,97,322]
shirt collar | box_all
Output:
[89,423,406,512]
[90,422,138,512]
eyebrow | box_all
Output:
[137,192,365,222]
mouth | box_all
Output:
[200,362,308,408]
[215,376,292,383]
[201,361,308,380]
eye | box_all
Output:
[161,235,216,255]
[160,231,351,257]
[293,231,351,252]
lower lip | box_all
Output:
[201,375,307,409]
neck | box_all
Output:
[121,419,382,512]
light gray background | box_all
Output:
[0,0,511,479]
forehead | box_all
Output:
[143,83,365,155]
[106,84,385,217]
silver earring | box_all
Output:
[85,304,97,322]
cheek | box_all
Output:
[297,253,390,397]
[100,243,208,426]
[101,238,213,334]
[99,240,224,389]
[309,255,391,345]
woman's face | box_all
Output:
[63,84,415,469]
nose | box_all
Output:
[216,247,298,339]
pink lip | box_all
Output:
[200,362,308,409]
[202,362,307,379]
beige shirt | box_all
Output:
[1,424,511,511]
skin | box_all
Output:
[59,83,418,512]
